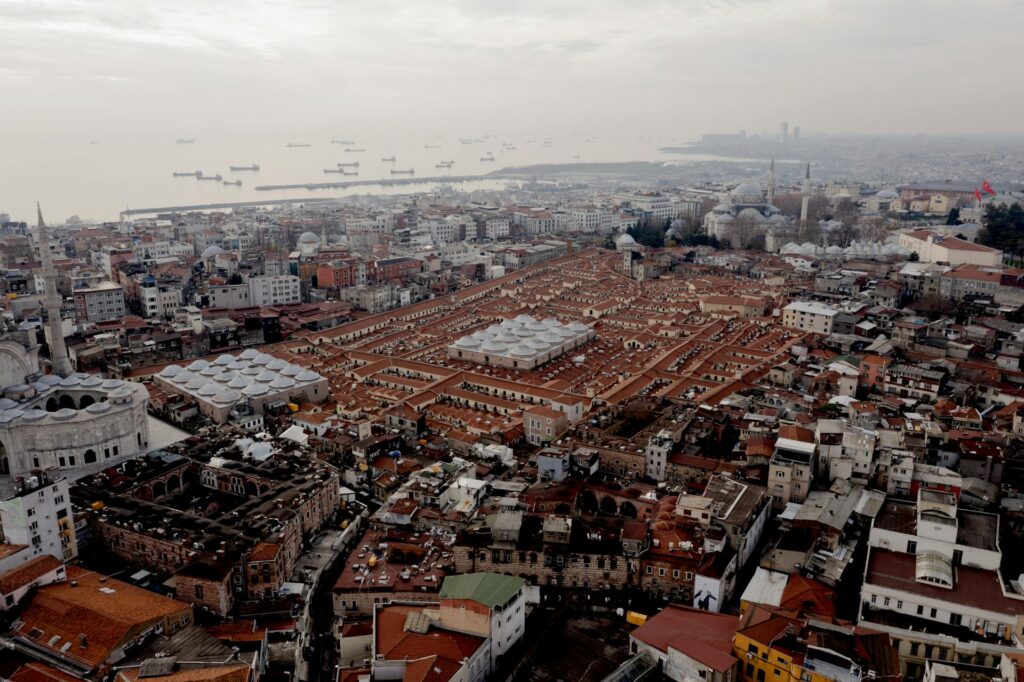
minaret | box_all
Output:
[36,205,73,376]
[799,163,811,239]
[766,157,776,205]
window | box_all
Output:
[907,540,917,553]
[195,584,204,599]
[883,597,890,607]
[917,605,924,615]
[658,568,666,577]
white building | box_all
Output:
[860,489,1024,677]
[248,275,301,307]
[898,230,1002,267]
[140,283,182,319]
[438,572,527,672]
[0,471,77,564]
[782,300,839,335]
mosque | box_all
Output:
[0,208,150,493]
[701,160,790,245]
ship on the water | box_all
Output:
[480,155,495,162]
[331,139,354,145]
[435,161,454,168]
[338,161,359,167]
[286,143,311,148]
[223,179,242,186]
[381,156,396,162]
[344,147,365,152]
[230,164,259,171]
[176,138,195,144]
[341,170,358,176]
[197,173,223,181]
[324,169,344,173]
[390,169,415,175]
[172,171,202,177]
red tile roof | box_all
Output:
[0,555,62,595]
[631,604,738,672]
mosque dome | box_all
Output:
[201,245,225,259]
[731,182,764,201]
[615,233,637,246]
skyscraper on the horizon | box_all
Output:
[779,121,789,144]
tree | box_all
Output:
[977,203,1024,253]
[946,207,962,225]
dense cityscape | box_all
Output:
[1,136,1024,682]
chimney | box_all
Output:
[70,580,78,588]
[79,634,88,648]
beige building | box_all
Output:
[898,230,1001,267]
[699,295,769,319]
[781,301,838,334]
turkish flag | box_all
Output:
[975,189,982,201]
[982,180,996,195]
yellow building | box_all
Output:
[734,605,900,682]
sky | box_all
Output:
[2,0,1023,138]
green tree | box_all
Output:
[978,203,1024,252]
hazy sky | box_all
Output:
[3,0,1022,137]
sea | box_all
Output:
[0,130,752,224]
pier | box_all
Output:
[118,174,502,217]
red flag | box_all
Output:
[975,188,982,201]
[982,180,996,195]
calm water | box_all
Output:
[0,131,711,223]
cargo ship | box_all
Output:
[344,147,365,152]
[176,138,195,145]
[435,161,453,169]
[391,169,415,175]
[198,174,223,181]
[324,168,345,173]
[230,164,259,171]
[173,171,201,177]
[286,143,311,148]
[223,179,242,186]
[381,156,396,162]
[341,170,358,176]
[480,155,495,162]
[331,139,354,145]
[337,161,360,167]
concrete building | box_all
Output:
[248,274,301,307]
[782,301,839,335]
[72,281,125,324]
[0,470,77,564]
[438,572,527,671]
[769,425,817,509]
[860,490,1023,677]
